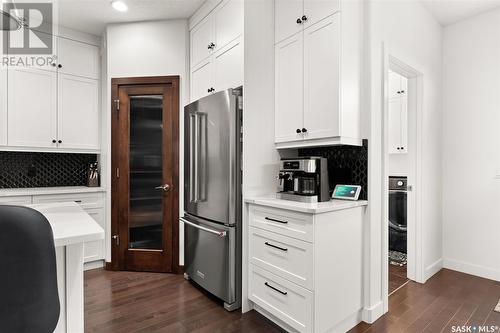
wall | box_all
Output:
[365,0,443,320]
[442,9,500,281]
[241,0,279,312]
[103,19,189,263]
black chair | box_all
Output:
[0,206,60,333]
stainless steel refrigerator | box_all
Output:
[182,87,242,311]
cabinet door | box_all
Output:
[190,59,213,102]
[58,74,100,150]
[58,37,99,79]
[388,99,401,154]
[275,34,303,143]
[213,37,243,92]
[8,68,57,148]
[275,0,303,44]
[388,71,401,99]
[214,0,243,51]
[191,15,214,68]
[400,97,408,153]
[84,208,104,263]
[0,68,6,146]
[303,0,340,28]
[303,15,340,140]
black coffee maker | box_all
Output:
[277,157,329,202]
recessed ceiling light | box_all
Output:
[111,0,128,12]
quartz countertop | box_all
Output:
[245,196,368,214]
[28,202,105,247]
[0,186,106,197]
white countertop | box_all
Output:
[0,186,106,197]
[245,196,368,214]
[28,202,105,247]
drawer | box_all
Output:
[250,227,313,290]
[0,196,32,205]
[249,205,313,242]
[249,264,313,333]
[32,192,104,209]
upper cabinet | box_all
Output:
[2,35,101,152]
[275,0,363,148]
[58,38,100,79]
[189,0,243,102]
[388,72,408,154]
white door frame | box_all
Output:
[381,47,425,312]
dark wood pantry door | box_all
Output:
[111,76,180,273]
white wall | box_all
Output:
[364,0,443,320]
[442,9,500,281]
[241,0,280,312]
[103,19,189,264]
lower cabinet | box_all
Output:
[1,191,105,264]
[248,202,366,333]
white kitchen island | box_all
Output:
[28,202,105,333]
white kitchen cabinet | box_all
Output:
[57,74,100,150]
[275,7,362,149]
[213,38,243,93]
[247,200,367,333]
[189,0,243,102]
[190,15,214,68]
[303,14,340,141]
[0,68,7,146]
[84,208,105,263]
[7,68,58,148]
[190,59,213,102]
[0,196,32,205]
[214,0,243,51]
[388,73,408,154]
[58,37,99,79]
[275,0,303,44]
[275,34,303,143]
[389,71,408,100]
[275,0,340,44]
[303,0,340,28]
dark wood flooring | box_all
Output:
[389,264,409,294]
[84,268,284,333]
[85,268,500,333]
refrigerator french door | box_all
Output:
[183,87,242,311]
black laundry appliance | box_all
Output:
[389,176,407,253]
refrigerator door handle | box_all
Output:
[180,217,227,237]
[193,113,199,203]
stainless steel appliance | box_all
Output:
[277,157,330,203]
[389,176,407,257]
[182,87,242,311]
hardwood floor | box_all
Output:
[84,268,284,333]
[85,268,500,333]
[350,269,500,333]
[389,264,409,294]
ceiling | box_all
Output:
[421,0,500,26]
[57,0,204,36]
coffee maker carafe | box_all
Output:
[277,157,329,203]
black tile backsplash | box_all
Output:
[0,152,97,188]
[298,139,368,200]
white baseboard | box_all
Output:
[362,300,384,324]
[84,260,104,271]
[424,258,443,282]
[443,258,500,282]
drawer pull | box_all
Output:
[264,282,287,295]
[264,217,288,224]
[74,200,82,203]
[265,242,288,252]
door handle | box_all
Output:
[155,184,171,192]
[180,218,227,237]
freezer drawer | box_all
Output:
[182,214,236,305]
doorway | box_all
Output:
[382,55,424,304]
[111,76,180,273]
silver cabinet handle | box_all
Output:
[180,218,227,237]
[155,184,171,192]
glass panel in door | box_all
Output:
[129,95,164,250]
